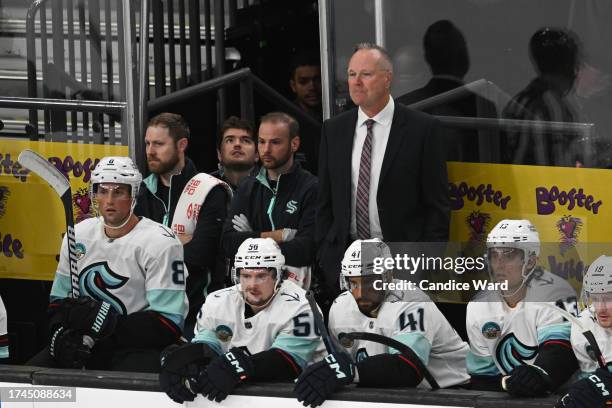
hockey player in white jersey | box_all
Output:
[466,219,578,396]
[294,239,470,408]
[556,255,612,408]
[27,156,187,372]
[159,237,322,404]
[0,295,8,361]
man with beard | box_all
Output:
[135,112,231,328]
[159,238,322,404]
[221,112,317,289]
[210,116,258,192]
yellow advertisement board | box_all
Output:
[0,139,127,280]
[448,161,612,287]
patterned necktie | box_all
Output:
[356,119,375,240]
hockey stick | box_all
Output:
[341,331,440,390]
[18,149,80,299]
[540,302,606,369]
[305,290,337,354]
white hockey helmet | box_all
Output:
[232,237,285,287]
[91,156,142,198]
[486,219,540,258]
[340,238,392,291]
[581,255,612,317]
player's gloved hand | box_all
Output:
[63,297,118,340]
[504,364,554,397]
[294,352,355,408]
[159,343,215,404]
[555,368,612,408]
[282,228,298,242]
[49,326,92,368]
[232,214,253,232]
[198,347,255,402]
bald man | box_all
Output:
[315,42,449,305]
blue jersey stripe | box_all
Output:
[271,334,319,368]
[467,351,500,376]
[192,329,224,355]
[391,332,432,366]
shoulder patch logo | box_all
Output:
[286,200,298,214]
[482,321,501,339]
[75,242,86,259]
[338,332,353,348]
[216,325,233,342]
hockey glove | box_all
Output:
[282,228,298,242]
[159,343,216,404]
[555,369,612,408]
[64,297,118,340]
[232,214,253,232]
[294,352,354,408]
[198,347,255,402]
[504,364,554,397]
[49,326,92,368]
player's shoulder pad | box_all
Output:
[466,295,494,320]
[137,217,182,247]
[331,291,351,305]
[529,269,577,301]
[276,280,309,306]
[206,286,239,306]
[74,216,100,235]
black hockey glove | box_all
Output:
[197,347,255,402]
[504,364,554,397]
[159,343,217,404]
[49,326,92,368]
[63,297,118,340]
[555,369,612,408]
[294,352,354,408]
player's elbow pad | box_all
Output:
[534,340,578,389]
[250,348,302,382]
[356,354,421,388]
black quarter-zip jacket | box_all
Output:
[221,161,317,266]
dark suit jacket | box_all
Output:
[315,103,450,293]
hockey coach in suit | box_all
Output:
[315,43,450,302]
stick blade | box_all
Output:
[18,149,70,196]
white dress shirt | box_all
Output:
[350,97,394,240]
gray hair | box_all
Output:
[353,42,393,72]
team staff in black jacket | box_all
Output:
[221,112,317,280]
[134,113,230,327]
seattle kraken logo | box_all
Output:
[355,348,369,363]
[495,333,538,374]
[79,261,128,315]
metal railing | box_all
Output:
[147,67,321,130]
[25,0,137,151]
[0,96,128,144]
